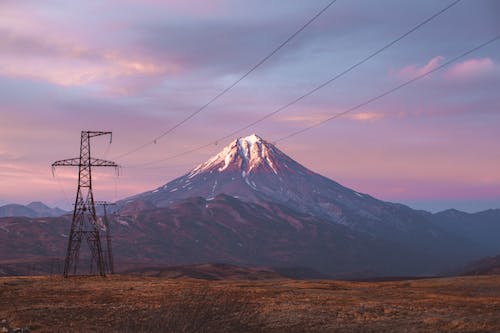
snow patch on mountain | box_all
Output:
[191,134,279,176]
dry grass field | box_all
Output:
[1,274,500,332]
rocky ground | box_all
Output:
[1,275,500,332]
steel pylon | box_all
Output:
[52,131,118,277]
[95,201,116,275]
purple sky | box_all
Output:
[1,0,499,212]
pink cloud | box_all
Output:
[276,109,386,125]
[445,57,495,79]
[0,32,180,92]
[0,3,182,94]
[396,56,444,78]
[350,112,385,121]
[277,113,326,125]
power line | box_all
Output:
[275,33,500,143]
[125,0,462,169]
[123,142,215,169]
[113,0,339,160]
[126,33,500,169]
[188,0,462,146]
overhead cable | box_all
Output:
[275,33,500,143]
[113,0,339,160]
[126,0,465,168]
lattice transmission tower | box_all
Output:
[96,201,116,275]
[52,131,118,277]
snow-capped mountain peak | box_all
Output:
[123,133,375,226]
[191,134,279,175]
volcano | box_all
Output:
[121,134,460,250]
[123,134,385,224]
[116,134,486,275]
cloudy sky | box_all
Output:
[1,0,499,212]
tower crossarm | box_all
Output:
[87,131,112,140]
[90,158,118,168]
[52,157,80,167]
[52,158,117,168]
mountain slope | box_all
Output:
[115,194,433,277]
[0,216,69,261]
[462,254,500,275]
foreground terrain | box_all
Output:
[1,275,500,332]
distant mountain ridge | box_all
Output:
[0,201,67,218]
[431,208,500,253]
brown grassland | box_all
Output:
[1,274,500,332]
